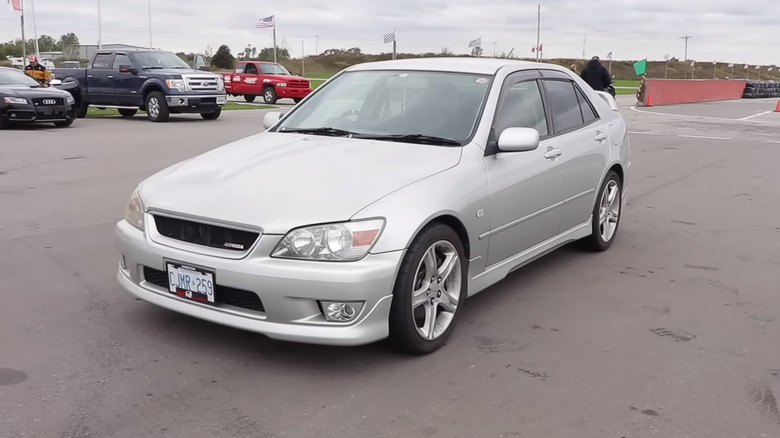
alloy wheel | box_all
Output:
[410,240,462,341]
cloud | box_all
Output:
[0,0,776,65]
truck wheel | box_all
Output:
[244,95,256,103]
[263,87,277,104]
[293,98,303,104]
[200,108,222,120]
[75,101,88,118]
[118,108,138,118]
[145,91,170,122]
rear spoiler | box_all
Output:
[594,90,619,111]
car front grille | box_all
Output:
[185,75,220,92]
[143,266,265,312]
[153,215,259,252]
[287,79,309,88]
[32,97,65,106]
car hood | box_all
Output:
[264,74,308,82]
[139,133,462,234]
[0,85,71,99]
[143,68,216,76]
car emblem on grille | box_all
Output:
[223,242,245,250]
[42,99,57,105]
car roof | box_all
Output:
[344,57,563,75]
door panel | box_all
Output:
[86,53,115,104]
[112,53,143,106]
[540,78,608,232]
[484,75,566,267]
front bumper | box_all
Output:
[165,94,227,111]
[275,87,312,98]
[114,219,404,346]
[1,102,72,123]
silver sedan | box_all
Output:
[115,58,630,354]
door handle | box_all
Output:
[544,147,562,159]
[107,75,114,79]
[595,131,608,142]
[87,75,93,78]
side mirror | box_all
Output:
[263,111,282,130]
[119,65,137,74]
[49,79,63,86]
[198,65,210,71]
[497,127,540,152]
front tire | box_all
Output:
[75,101,88,118]
[54,110,75,127]
[145,91,170,122]
[580,170,622,251]
[200,108,222,120]
[389,223,467,355]
[244,95,256,103]
[263,87,278,104]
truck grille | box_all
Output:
[288,79,310,88]
[185,75,221,92]
[153,215,259,252]
[142,266,265,313]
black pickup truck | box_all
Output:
[51,49,227,122]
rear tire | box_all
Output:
[244,95,256,103]
[580,170,622,252]
[388,223,467,355]
[145,91,170,122]
[118,108,137,118]
[75,101,88,118]
[293,98,303,104]
[200,108,222,120]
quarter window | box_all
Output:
[493,79,548,137]
[543,79,584,133]
[575,85,598,124]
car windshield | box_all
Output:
[260,63,291,75]
[131,52,192,69]
[0,68,43,87]
[275,70,493,144]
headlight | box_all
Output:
[216,77,225,91]
[271,219,385,262]
[277,82,287,87]
[125,188,145,231]
[165,79,186,92]
[66,94,75,105]
[3,96,28,104]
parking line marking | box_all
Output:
[739,111,772,121]
[628,131,661,135]
[629,106,767,123]
[764,140,780,144]
[678,135,731,140]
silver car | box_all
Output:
[115,58,630,354]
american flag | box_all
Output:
[9,0,23,12]
[468,37,481,48]
[383,32,395,44]
[256,15,275,29]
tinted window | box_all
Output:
[92,54,113,69]
[260,63,291,75]
[543,79,584,132]
[575,86,598,124]
[493,79,548,137]
[244,63,258,75]
[112,54,132,69]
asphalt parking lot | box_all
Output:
[2,96,780,438]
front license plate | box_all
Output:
[217,96,227,104]
[166,262,215,304]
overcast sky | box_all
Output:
[1,0,777,66]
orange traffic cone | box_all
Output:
[775,101,780,112]
[646,95,654,107]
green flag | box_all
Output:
[634,59,647,76]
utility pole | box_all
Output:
[147,0,153,48]
[314,35,319,56]
[97,0,103,49]
[680,35,692,61]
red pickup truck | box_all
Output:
[223,61,312,104]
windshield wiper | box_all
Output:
[356,134,462,146]
[279,127,359,137]
[142,66,165,70]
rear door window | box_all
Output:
[542,79,584,133]
[92,53,114,69]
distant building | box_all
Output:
[77,43,151,61]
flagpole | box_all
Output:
[147,0,153,48]
[97,0,102,49]
[393,28,396,60]
[535,4,541,61]
[20,2,27,62]
[30,0,39,58]
[272,23,277,63]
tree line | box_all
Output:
[0,33,80,60]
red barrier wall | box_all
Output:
[643,79,747,106]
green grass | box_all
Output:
[613,79,640,88]
[86,102,273,117]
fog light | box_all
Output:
[321,301,364,322]
[120,255,127,269]
[178,99,185,105]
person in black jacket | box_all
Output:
[580,56,611,91]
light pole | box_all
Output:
[314,35,319,56]
[97,0,102,49]
[147,0,153,48]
